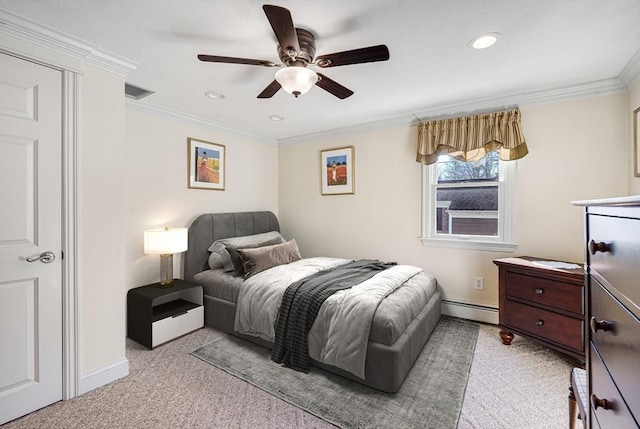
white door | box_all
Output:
[0,52,63,424]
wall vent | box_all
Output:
[125,83,154,100]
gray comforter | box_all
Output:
[272,259,398,373]
[234,257,424,378]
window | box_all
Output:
[421,151,516,251]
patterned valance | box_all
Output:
[416,107,528,165]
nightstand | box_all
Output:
[494,256,585,360]
[127,279,204,349]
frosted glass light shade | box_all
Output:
[144,227,188,255]
[275,67,318,97]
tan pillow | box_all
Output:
[238,239,302,278]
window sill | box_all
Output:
[420,237,517,252]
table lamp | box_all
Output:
[144,227,188,287]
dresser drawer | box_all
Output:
[590,279,640,418]
[505,271,583,315]
[588,213,640,309]
[589,344,638,429]
[504,300,583,351]
[152,305,204,347]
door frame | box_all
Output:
[61,68,80,400]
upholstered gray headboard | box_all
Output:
[183,211,280,282]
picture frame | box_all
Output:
[320,146,355,195]
[188,138,225,190]
[635,107,640,177]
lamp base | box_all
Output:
[159,254,174,287]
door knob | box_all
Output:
[26,251,55,264]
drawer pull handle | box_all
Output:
[534,288,544,295]
[590,317,614,334]
[591,394,614,411]
[171,311,188,318]
[536,320,544,327]
[589,240,611,255]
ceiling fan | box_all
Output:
[197,4,390,99]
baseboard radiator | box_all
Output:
[441,300,499,324]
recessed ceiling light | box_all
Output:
[205,91,224,100]
[269,115,285,121]
[469,33,500,49]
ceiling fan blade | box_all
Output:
[316,45,389,68]
[257,80,282,98]
[198,54,277,67]
[263,5,300,55]
[315,73,354,99]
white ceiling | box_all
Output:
[1,0,639,143]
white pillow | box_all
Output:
[207,231,285,271]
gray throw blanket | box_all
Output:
[271,259,397,372]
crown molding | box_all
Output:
[414,77,626,121]
[126,99,278,146]
[277,115,417,146]
[0,8,137,77]
[127,74,628,147]
[619,48,640,87]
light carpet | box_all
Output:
[191,316,479,429]
[3,319,580,429]
[458,323,582,429]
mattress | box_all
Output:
[193,265,438,347]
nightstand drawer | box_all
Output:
[504,300,583,351]
[590,344,637,429]
[152,305,204,347]
[505,271,583,314]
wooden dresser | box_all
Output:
[573,197,640,429]
[494,256,585,359]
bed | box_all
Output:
[184,211,441,393]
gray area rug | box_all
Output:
[191,316,479,429]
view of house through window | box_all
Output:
[435,151,500,236]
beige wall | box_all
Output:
[279,92,629,308]
[79,65,127,375]
[123,110,279,290]
[629,79,640,195]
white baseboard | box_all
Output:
[441,300,499,324]
[79,358,129,395]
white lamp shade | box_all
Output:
[144,227,188,255]
[275,67,318,97]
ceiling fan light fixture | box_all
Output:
[275,67,318,98]
[469,32,500,49]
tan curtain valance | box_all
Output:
[416,107,528,165]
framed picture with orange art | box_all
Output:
[188,138,225,190]
[320,146,354,195]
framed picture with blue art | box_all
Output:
[320,146,354,195]
[188,138,225,190]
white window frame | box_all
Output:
[421,158,517,252]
